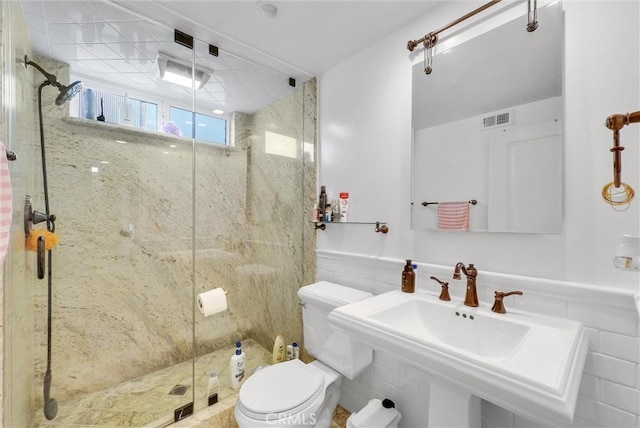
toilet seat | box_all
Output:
[237,359,325,421]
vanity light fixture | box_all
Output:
[157,53,211,89]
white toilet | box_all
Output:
[234,281,373,427]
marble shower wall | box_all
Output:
[227,78,318,353]
[27,56,316,405]
[1,3,40,426]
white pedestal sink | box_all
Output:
[328,290,589,427]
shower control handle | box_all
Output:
[37,236,45,280]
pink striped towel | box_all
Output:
[0,142,13,263]
[438,202,469,231]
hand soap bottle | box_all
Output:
[401,259,415,293]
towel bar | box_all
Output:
[422,199,477,207]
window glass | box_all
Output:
[76,87,157,132]
[170,107,226,144]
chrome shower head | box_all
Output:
[55,80,83,106]
[24,55,83,105]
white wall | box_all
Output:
[318,0,639,289]
[317,0,639,427]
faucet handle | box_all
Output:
[430,276,450,301]
[491,290,523,314]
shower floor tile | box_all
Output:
[32,339,272,428]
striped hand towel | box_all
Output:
[437,202,469,231]
[0,143,13,262]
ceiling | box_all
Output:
[19,0,443,115]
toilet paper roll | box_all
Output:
[197,288,228,317]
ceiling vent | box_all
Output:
[481,110,514,130]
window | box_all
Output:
[169,107,227,145]
[71,84,229,146]
[76,87,158,132]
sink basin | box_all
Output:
[328,289,589,426]
[370,298,531,359]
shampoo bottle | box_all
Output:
[230,342,245,390]
[292,342,300,359]
[207,370,219,405]
[338,192,349,222]
[82,88,95,120]
[286,344,294,361]
[318,186,327,217]
[119,94,133,126]
[401,259,415,293]
[273,335,285,364]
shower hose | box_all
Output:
[37,82,58,421]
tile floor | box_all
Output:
[32,340,271,427]
[31,339,351,428]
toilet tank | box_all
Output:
[298,281,373,379]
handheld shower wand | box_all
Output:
[24,55,82,421]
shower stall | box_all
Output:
[1,1,316,426]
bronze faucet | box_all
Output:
[491,290,523,314]
[453,262,478,307]
[430,276,450,301]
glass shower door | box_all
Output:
[4,2,198,426]
[190,37,317,418]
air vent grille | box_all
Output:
[482,110,513,130]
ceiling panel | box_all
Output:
[21,0,442,116]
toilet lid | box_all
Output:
[239,359,324,416]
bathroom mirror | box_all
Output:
[411,2,563,233]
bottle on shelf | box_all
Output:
[292,342,300,359]
[207,370,219,406]
[229,341,245,389]
[118,94,133,126]
[273,335,286,364]
[324,203,332,223]
[286,344,294,361]
[318,186,327,220]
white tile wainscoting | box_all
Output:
[317,250,639,428]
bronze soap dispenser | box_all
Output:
[401,259,415,293]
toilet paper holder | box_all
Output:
[197,287,230,317]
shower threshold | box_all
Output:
[31,339,272,428]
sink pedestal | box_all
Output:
[429,377,480,428]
